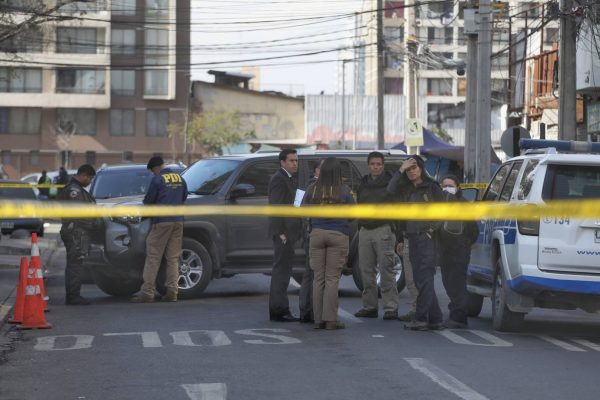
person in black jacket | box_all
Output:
[389,155,445,331]
[267,149,302,322]
[439,175,479,329]
[354,151,400,320]
[59,164,99,305]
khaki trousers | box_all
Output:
[358,224,399,312]
[402,238,418,312]
[141,222,184,297]
[309,229,349,323]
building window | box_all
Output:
[444,28,453,44]
[123,151,134,162]
[146,109,169,137]
[457,78,466,96]
[492,54,509,71]
[427,78,453,96]
[56,28,101,54]
[383,27,403,43]
[110,109,136,136]
[384,1,404,19]
[457,27,466,45]
[3,0,44,10]
[58,0,107,13]
[545,28,559,45]
[111,29,136,55]
[86,151,96,166]
[1,150,10,165]
[384,78,403,94]
[111,70,135,96]
[0,26,43,53]
[0,68,42,93]
[112,0,136,15]
[56,69,106,94]
[0,108,42,135]
[144,69,168,96]
[146,0,169,19]
[57,108,96,135]
[30,150,40,166]
[145,28,169,65]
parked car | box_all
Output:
[0,180,44,236]
[468,141,600,331]
[84,150,409,298]
[21,169,77,197]
[90,163,186,205]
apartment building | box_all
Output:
[356,0,559,143]
[0,0,191,177]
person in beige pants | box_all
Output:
[302,157,355,330]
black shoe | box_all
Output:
[428,322,445,331]
[270,313,300,322]
[443,319,468,329]
[354,308,378,318]
[300,316,314,323]
[383,310,398,320]
[66,296,91,305]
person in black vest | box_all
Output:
[439,175,479,328]
[390,155,445,331]
[268,149,302,322]
[58,164,98,305]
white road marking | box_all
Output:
[234,329,301,345]
[538,336,586,352]
[0,304,12,321]
[436,330,513,347]
[35,335,94,351]
[372,335,384,338]
[103,331,163,347]
[171,330,232,347]
[337,308,363,323]
[571,338,600,352]
[182,383,227,400]
[404,358,490,400]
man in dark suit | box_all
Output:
[268,148,302,322]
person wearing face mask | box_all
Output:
[438,175,480,329]
[389,155,445,330]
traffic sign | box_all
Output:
[405,119,424,147]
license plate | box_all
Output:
[596,230,600,244]
[0,222,14,229]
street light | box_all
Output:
[341,58,352,149]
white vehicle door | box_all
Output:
[538,164,600,274]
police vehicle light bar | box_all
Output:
[520,139,600,153]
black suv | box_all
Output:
[85,151,409,298]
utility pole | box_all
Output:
[475,0,492,184]
[464,1,478,183]
[376,0,385,149]
[404,0,417,155]
[558,0,577,140]
[341,60,346,149]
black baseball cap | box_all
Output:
[147,156,164,170]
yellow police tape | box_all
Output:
[461,183,488,190]
[0,199,596,221]
[0,183,65,189]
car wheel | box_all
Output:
[352,254,405,294]
[466,292,484,317]
[492,257,525,331]
[93,271,141,297]
[175,238,213,299]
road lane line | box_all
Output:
[182,383,227,400]
[337,308,363,323]
[404,358,489,400]
[538,336,586,352]
[571,338,600,352]
[0,304,12,321]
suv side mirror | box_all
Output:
[230,183,256,199]
[461,188,480,202]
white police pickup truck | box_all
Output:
[467,140,600,331]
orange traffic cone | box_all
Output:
[30,232,49,311]
[8,257,29,324]
[17,265,52,330]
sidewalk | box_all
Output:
[0,235,61,327]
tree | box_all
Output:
[169,110,254,156]
[429,127,454,144]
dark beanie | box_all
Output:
[147,156,164,170]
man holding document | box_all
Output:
[267,149,303,322]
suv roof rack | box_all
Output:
[520,139,600,154]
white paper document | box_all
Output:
[294,189,306,207]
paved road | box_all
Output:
[1,250,600,400]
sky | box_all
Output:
[190,0,368,96]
